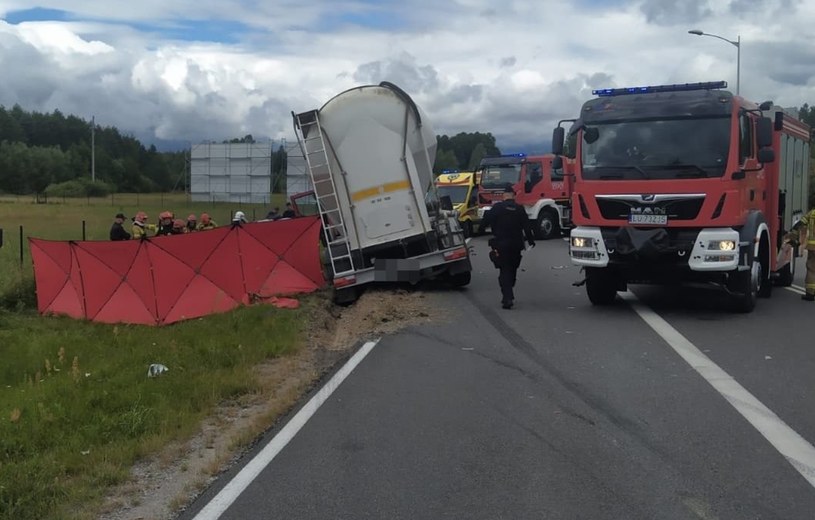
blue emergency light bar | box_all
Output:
[592,81,728,97]
[441,169,460,173]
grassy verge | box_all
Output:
[0,193,315,519]
[0,296,314,520]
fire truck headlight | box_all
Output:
[572,236,593,248]
[708,240,736,251]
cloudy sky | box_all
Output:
[1,0,813,153]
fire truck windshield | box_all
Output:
[480,164,521,189]
[580,116,730,180]
[436,185,469,204]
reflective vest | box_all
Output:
[800,209,815,249]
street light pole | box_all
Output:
[688,30,741,96]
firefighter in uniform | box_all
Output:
[131,211,154,239]
[798,208,815,301]
[197,213,217,231]
[482,185,535,309]
[157,211,175,236]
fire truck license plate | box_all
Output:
[629,214,668,225]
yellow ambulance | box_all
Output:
[435,171,480,237]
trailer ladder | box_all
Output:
[293,110,355,279]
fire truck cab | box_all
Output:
[476,153,573,239]
[553,81,811,312]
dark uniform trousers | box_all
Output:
[497,248,522,303]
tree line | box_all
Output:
[0,105,186,196]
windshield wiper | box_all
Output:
[654,164,709,178]
[590,166,649,179]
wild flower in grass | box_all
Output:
[71,356,80,382]
[45,358,52,375]
[58,346,66,364]
[113,325,119,336]
[10,408,21,423]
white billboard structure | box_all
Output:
[190,142,273,204]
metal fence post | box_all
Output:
[19,225,23,268]
[82,220,86,241]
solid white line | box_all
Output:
[621,292,815,489]
[192,339,381,520]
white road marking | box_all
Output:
[621,292,815,489]
[192,339,381,520]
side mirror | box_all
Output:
[757,117,773,148]
[757,148,775,164]
[552,156,563,170]
[552,127,565,155]
[439,195,454,211]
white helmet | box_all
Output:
[233,211,247,223]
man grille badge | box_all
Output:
[641,194,656,202]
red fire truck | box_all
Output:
[476,153,573,239]
[552,81,811,312]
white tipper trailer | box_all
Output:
[292,82,472,303]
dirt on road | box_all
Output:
[98,287,442,520]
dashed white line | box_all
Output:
[621,292,815,489]
[192,339,381,520]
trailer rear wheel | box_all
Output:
[447,270,471,287]
[462,220,473,238]
[333,286,361,306]
[585,267,618,305]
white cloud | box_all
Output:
[0,0,812,151]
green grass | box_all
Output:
[0,298,314,520]
[0,193,317,519]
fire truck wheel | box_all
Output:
[729,263,758,313]
[775,262,793,287]
[757,238,772,298]
[535,210,559,240]
[585,268,617,305]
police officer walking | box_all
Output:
[482,185,535,309]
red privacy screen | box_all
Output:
[30,217,325,325]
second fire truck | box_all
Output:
[553,81,811,312]
[476,153,573,239]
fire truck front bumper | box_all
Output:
[569,226,741,272]
[569,227,609,266]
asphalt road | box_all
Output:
[181,236,815,520]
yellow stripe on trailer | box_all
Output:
[351,180,412,202]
